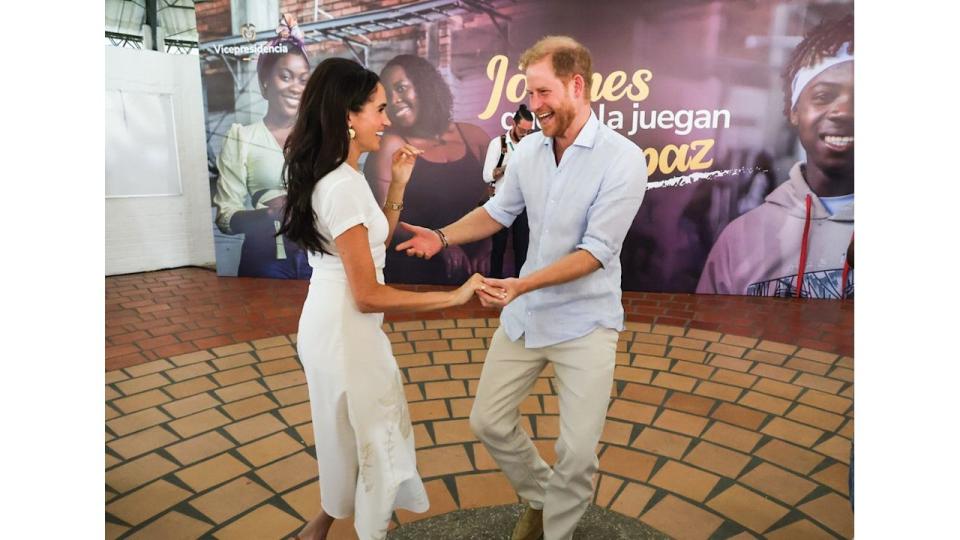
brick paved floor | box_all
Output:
[106,268,853,539]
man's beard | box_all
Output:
[543,100,576,138]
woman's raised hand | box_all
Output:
[390,144,423,185]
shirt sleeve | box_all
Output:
[212,124,249,234]
[481,136,501,185]
[482,143,526,227]
[317,178,369,240]
[576,146,648,268]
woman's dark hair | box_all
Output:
[256,41,310,92]
[382,54,453,136]
[277,58,380,255]
[781,14,853,117]
[513,104,534,123]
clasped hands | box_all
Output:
[395,222,521,308]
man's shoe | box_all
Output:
[511,506,543,540]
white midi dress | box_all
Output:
[296,163,429,540]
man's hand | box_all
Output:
[492,166,505,179]
[476,277,525,308]
[395,222,443,259]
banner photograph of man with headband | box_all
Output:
[697,15,854,299]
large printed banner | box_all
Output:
[197,0,854,298]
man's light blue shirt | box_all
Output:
[482,110,648,348]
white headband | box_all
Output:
[790,41,853,109]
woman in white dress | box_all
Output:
[276,58,489,540]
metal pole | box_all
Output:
[145,0,160,51]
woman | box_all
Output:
[278,58,491,540]
[213,15,312,278]
[364,54,492,285]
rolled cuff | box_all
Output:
[482,198,517,228]
[576,236,615,268]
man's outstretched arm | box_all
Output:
[395,206,505,259]
[398,147,525,259]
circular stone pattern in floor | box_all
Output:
[105,318,853,539]
[386,504,669,539]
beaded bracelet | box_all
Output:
[433,228,449,250]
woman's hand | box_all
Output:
[390,144,423,185]
[450,273,500,306]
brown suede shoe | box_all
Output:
[511,506,544,540]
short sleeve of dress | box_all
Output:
[317,177,370,240]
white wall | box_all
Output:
[105,46,215,275]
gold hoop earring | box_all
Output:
[348,127,356,140]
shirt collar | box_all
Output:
[541,108,600,149]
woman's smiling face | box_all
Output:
[382,65,419,128]
[263,53,310,120]
[349,83,391,154]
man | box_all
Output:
[483,104,535,278]
[396,35,647,540]
[697,15,854,299]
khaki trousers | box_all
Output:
[469,326,619,540]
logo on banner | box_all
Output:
[240,23,256,42]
